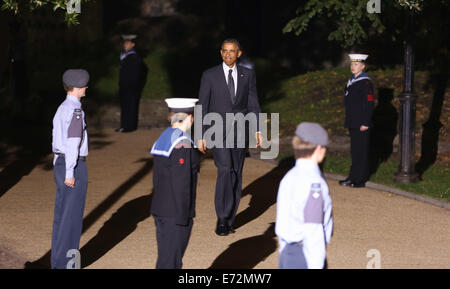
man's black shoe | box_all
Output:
[350,182,365,188]
[115,127,124,132]
[215,220,229,236]
[339,178,352,186]
[122,129,136,133]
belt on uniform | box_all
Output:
[288,240,303,246]
[55,153,86,161]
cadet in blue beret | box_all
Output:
[275,122,333,269]
[50,69,89,269]
[149,98,201,269]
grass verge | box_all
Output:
[322,153,450,203]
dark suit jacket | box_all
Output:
[198,64,261,145]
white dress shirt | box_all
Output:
[275,158,333,269]
[222,62,238,95]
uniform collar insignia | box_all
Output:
[150,127,193,157]
[120,49,137,61]
[347,72,371,87]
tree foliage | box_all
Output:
[283,0,428,48]
[1,0,91,26]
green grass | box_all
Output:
[93,47,174,100]
[141,48,174,99]
[276,152,449,202]
[261,66,448,140]
[323,153,450,202]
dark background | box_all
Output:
[0,0,448,141]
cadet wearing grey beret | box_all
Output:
[62,69,90,88]
[295,122,329,147]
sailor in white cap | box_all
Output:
[149,98,201,269]
[275,122,333,269]
[50,69,90,269]
[339,54,375,188]
[116,34,145,132]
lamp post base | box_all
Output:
[393,171,419,184]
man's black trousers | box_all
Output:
[212,147,247,227]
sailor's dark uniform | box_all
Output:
[119,48,144,132]
[150,127,200,269]
[344,72,375,184]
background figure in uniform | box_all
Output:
[197,38,263,236]
[339,54,375,188]
[117,34,145,133]
[150,98,200,269]
[275,122,333,269]
[237,50,255,70]
[51,69,89,269]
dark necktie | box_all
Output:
[228,69,236,104]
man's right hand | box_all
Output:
[64,178,75,188]
[197,139,207,154]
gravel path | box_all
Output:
[0,129,449,269]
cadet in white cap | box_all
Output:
[116,34,145,132]
[275,122,333,269]
[339,54,375,188]
[149,98,201,269]
[51,69,89,269]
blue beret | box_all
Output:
[62,69,89,88]
[295,122,329,147]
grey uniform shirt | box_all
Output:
[275,159,333,269]
[52,94,88,179]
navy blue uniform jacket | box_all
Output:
[344,73,375,128]
[150,134,200,226]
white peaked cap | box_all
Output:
[121,34,137,41]
[165,98,199,113]
[349,54,369,62]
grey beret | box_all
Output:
[62,69,89,88]
[295,122,329,147]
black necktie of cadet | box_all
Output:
[228,69,236,104]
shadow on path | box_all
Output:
[209,223,276,269]
[233,157,294,230]
[0,126,51,199]
[24,158,153,269]
[80,193,153,268]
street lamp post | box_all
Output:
[394,9,419,184]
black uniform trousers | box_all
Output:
[212,147,247,227]
[154,216,193,269]
[119,88,140,132]
[51,156,87,269]
[349,128,370,184]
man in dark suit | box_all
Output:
[116,34,144,133]
[197,38,262,236]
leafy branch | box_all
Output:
[282,0,429,48]
[1,0,91,26]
